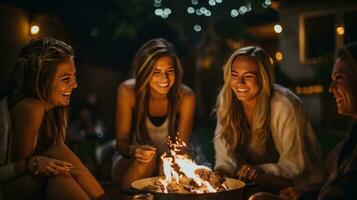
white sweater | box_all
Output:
[214,84,324,186]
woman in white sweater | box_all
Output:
[214,46,324,192]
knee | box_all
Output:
[44,143,67,155]
[248,192,281,200]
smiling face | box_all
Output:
[329,58,357,118]
[231,56,261,106]
[47,57,78,108]
[149,55,176,97]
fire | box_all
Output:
[157,136,226,193]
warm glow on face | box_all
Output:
[30,25,40,35]
[336,26,345,35]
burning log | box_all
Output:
[140,135,228,194]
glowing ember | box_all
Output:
[143,135,227,193]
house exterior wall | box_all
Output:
[278,1,357,128]
[0,3,72,95]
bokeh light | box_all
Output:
[275,51,283,61]
[187,7,195,14]
[194,24,202,32]
[336,26,345,35]
[30,25,40,35]
[231,9,239,17]
[274,24,282,33]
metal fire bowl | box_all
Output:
[131,176,245,200]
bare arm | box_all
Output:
[10,99,72,176]
[11,98,45,161]
[177,85,196,145]
[115,80,135,156]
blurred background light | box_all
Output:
[336,26,345,35]
[30,24,40,35]
[239,6,247,15]
[187,7,195,14]
[196,9,203,15]
[275,51,283,61]
[209,0,216,6]
[155,8,163,16]
[231,9,239,17]
[265,0,272,5]
[274,24,282,33]
[204,10,212,17]
[194,24,202,32]
[163,8,171,15]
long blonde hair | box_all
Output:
[9,38,74,154]
[133,38,183,144]
[216,46,275,155]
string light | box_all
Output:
[191,0,198,5]
[194,24,202,32]
[336,26,345,35]
[238,6,248,14]
[264,0,271,5]
[231,9,239,17]
[274,24,282,33]
[187,7,195,14]
[196,9,203,16]
[152,0,272,30]
[30,24,40,35]
[204,10,212,17]
[295,85,324,95]
[275,51,283,61]
[209,0,216,6]
[164,8,171,15]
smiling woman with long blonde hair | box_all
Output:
[214,46,324,192]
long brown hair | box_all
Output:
[215,46,275,155]
[9,38,74,153]
[133,38,183,144]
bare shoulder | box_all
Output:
[117,79,135,95]
[180,84,196,105]
[11,98,45,123]
[116,79,136,105]
[181,84,196,100]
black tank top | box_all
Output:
[148,114,167,127]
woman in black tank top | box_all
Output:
[111,38,196,190]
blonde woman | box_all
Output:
[111,38,196,189]
[214,46,324,192]
[1,38,107,200]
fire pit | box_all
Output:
[131,176,245,200]
[129,136,246,200]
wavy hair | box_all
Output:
[9,38,74,153]
[133,38,183,144]
[336,41,357,72]
[215,46,275,155]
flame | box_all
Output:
[158,135,220,193]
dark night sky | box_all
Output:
[2,0,278,73]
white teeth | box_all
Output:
[237,88,248,92]
[62,92,71,96]
[158,83,168,87]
